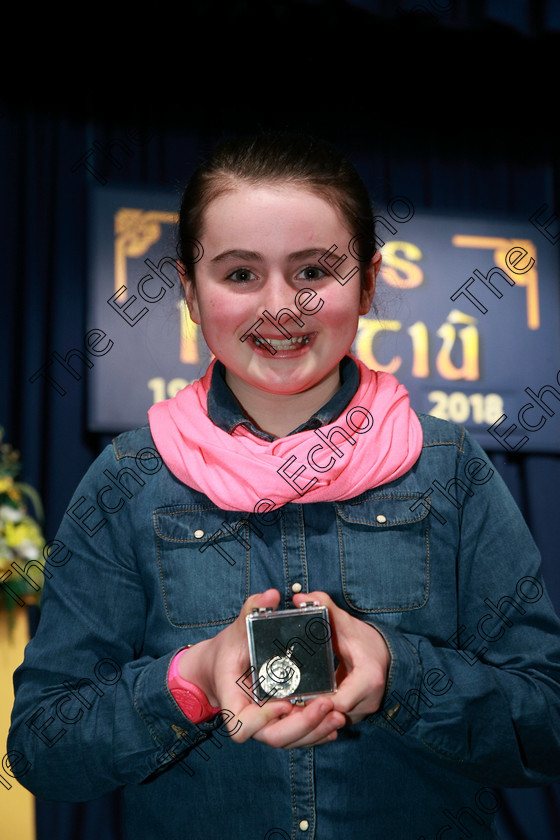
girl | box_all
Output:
[9,133,560,839]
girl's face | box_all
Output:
[182,183,380,399]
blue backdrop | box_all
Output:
[85,185,560,451]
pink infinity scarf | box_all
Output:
[148,356,423,511]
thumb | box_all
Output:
[239,589,281,622]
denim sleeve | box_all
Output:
[7,442,226,802]
[366,428,560,787]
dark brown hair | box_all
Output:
[177,132,376,290]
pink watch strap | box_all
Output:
[168,649,221,722]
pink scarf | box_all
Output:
[148,356,423,511]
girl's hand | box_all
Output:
[179,590,346,748]
[292,590,391,725]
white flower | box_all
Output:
[0,505,24,523]
[17,541,41,561]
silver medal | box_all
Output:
[259,645,301,698]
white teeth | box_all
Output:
[254,335,310,349]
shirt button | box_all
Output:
[193,529,205,539]
[376,514,387,524]
[292,582,303,593]
[386,703,401,718]
[299,820,309,831]
[171,725,188,738]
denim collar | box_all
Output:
[206,355,360,441]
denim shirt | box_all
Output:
[8,359,560,840]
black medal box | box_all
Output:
[246,602,337,703]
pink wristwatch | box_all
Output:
[167,648,221,724]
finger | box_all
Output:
[269,709,346,750]
[331,667,384,718]
[292,590,333,609]
[251,699,344,749]
[288,726,341,749]
[239,588,281,623]
[331,668,365,707]
[222,696,295,743]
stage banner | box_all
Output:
[86,186,560,453]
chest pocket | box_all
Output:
[154,505,250,627]
[336,494,430,613]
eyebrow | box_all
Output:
[209,248,334,264]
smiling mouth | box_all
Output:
[253,334,312,350]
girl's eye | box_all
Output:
[298,265,326,282]
[227,268,256,284]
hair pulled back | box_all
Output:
[177,132,376,290]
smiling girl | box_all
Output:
[9,133,560,839]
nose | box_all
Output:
[257,273,305,337]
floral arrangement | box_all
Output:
[0,428,46,617]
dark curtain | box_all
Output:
[2,2,559,838]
